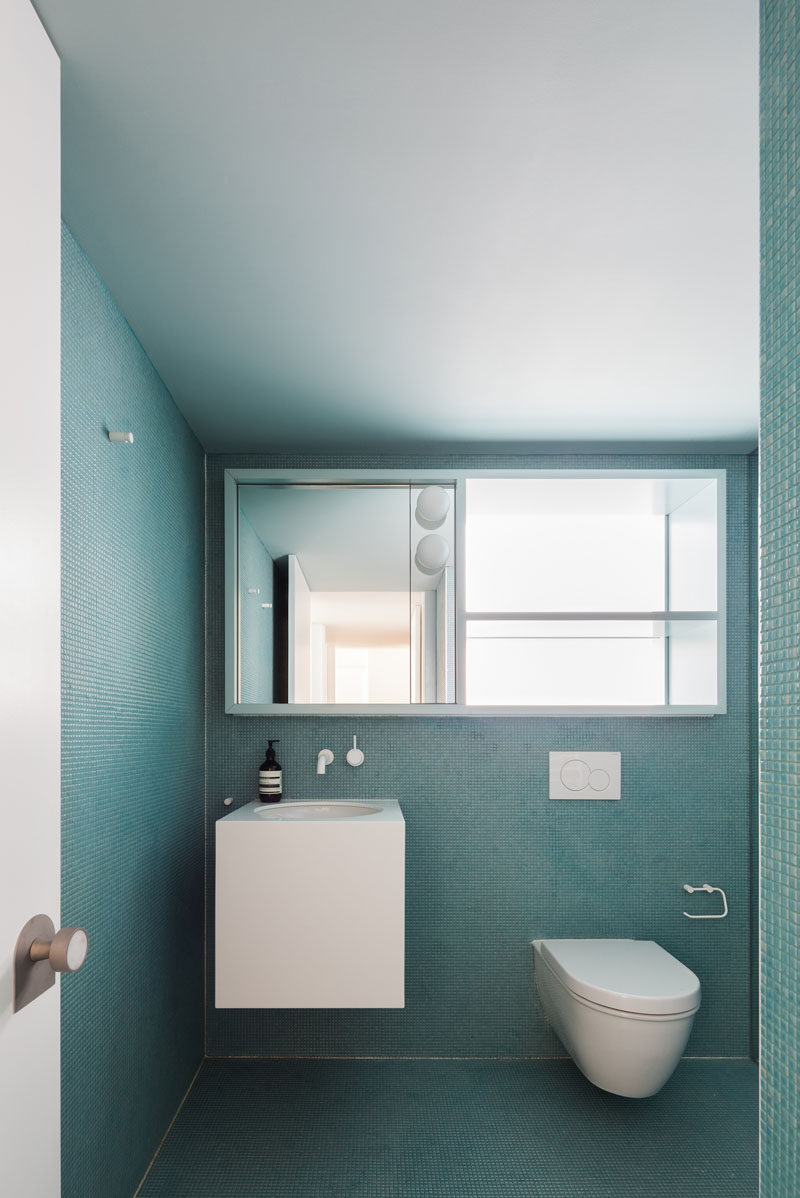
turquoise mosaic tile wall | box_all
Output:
[760,3,800,1190]
[206,452,756,1059]
[61,224,205,1198]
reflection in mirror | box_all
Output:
[237,484,455,705]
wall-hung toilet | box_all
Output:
[532,939,701,1098]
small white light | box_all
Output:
[108,431,134,443]
[415,533,450,574]
[415,486,450,527]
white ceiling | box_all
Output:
[35,0,759,452]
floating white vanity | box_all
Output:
[215,799,405,1008]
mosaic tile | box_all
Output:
[761,4,800,1194]
[138,1059,758,1197]
[61,223,205,1198]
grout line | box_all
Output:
[203,450,208,1057]
[132,1059,204,1198]
[750,450,761,1066]
[203,1053,571,1062]
[754,448,763,1174]
[199,1053,755,1063]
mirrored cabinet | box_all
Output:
[230,476,455,707]
[225,469,726,715]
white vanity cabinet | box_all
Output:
[215,800,405,1008]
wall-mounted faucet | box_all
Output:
[316,749,334,775]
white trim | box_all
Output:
[228,467,726,484]
[224,471,239,709]
[224,467,727,717]
[454,476,467,706]
[225,701,718,717]
[716,471,727,712]
[464,611,717,621]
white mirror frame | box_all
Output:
[224,467,726,717]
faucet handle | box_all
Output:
[346,736,365,767]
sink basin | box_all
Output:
[255,802,381,821]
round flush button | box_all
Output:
[560,759,591,791]
[589,768,610,792]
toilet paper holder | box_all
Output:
[682,883,728,919]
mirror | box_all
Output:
[234,482,456,706]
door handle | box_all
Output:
[14,915,89,1013]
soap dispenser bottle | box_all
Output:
[258,740,283,803]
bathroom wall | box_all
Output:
[760,2,800,1191]
[61,224,205,1198]
[206,451,756,1060]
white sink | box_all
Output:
[255,801,381,820]
[216,799,404,1008]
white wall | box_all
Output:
[0,1,61,1193]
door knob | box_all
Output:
[14,915,89,1013]
[29,926,88,972]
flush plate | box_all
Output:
[549,751,621,800]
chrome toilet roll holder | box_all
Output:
[682,883,728,919]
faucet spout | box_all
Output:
[316,749,334,775]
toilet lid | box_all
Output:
[538,939,701,1016]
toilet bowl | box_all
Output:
[532,939,701,1098]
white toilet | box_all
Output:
[532,938,701,1098]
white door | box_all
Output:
[0,1,62,1194]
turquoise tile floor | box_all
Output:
[137,1059,757,1197]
